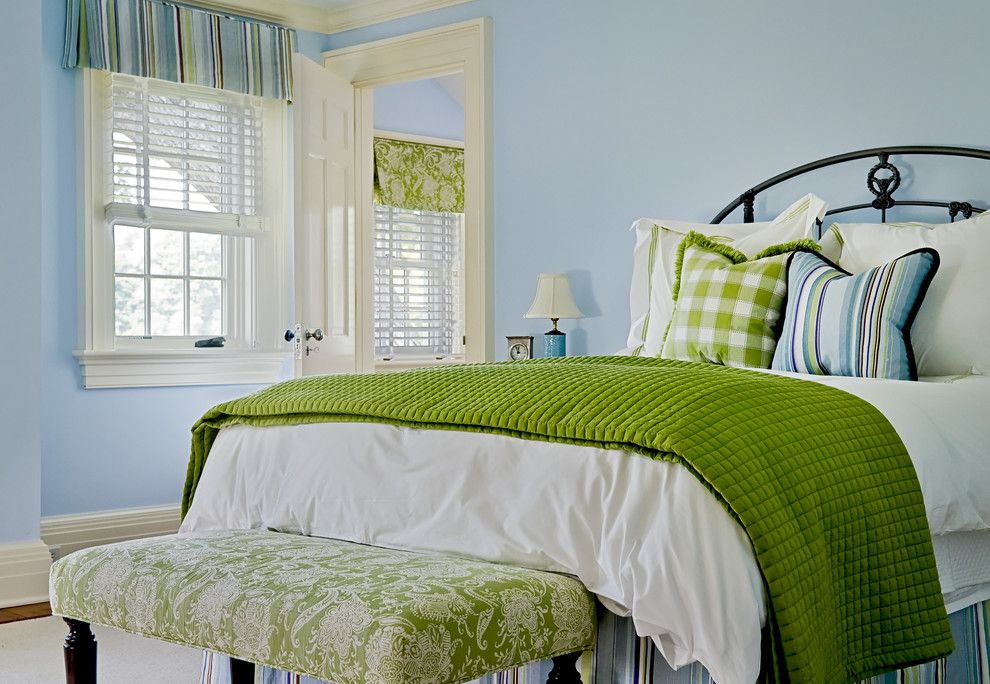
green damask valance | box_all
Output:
[373,137,464,214]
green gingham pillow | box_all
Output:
[660,232,819,368]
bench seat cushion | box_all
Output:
[50,530,597,684]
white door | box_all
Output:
[292,53,356,376]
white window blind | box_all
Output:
[105,73,265,343]
[374,205,465,359]
[108,73,262,218]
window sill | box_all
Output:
[74,349,291,389]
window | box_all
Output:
[374,205,465,360]
[107,74,260,348]
[77,72,289,388]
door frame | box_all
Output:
[322,18,493,371]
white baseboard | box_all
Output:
[0,506,180,609]
[41,504,182,559]
[0,540,52,609]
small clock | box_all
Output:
[506,335,534,361]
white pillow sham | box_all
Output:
[623,194,829,356]
[832,212,990,376]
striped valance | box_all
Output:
[373,137,465,214]
[63,0,294,100]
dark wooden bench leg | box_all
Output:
[63,618,97,684]
[547,651,582,683]
[229,656,256,684]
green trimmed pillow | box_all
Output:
[660,232,818,368]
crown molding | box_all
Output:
[177,0,475,35]
[179,0,333,33]
[325,0,474,34]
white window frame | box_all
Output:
[322,18,493,372]
[372,130,466,366]
[74,70,291,388]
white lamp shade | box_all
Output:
[524,273,584,319]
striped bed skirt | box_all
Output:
[201,599,989,684]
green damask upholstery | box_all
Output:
[49,529,597,684]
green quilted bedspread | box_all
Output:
[183,356,952,683]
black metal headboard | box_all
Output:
[711,145,990,226]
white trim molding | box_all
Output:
[374,129,464,149]
[181,0,332,33]
[0,540,52,609]
[176,0,473,34]
[325,0,475,34]
[324,18,494,368]
[42,504,182,559]
[74,350,289,388]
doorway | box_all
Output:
[370,74,466,370]
[324,18,492,373]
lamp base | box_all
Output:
[544,329,566,358]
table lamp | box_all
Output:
[524,273,584,357]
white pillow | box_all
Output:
[624,194,829,356]
[832,212,990,376]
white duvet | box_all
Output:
[181,371,990,684]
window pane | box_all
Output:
[150,229,184,275]
[150,278,185,335]
[114,276,145,336]
[374,205,464,358]
[189,280,222,336]
[189,232,222,277]
[114,225,145,274]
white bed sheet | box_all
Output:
[764,371,990,535]
[934,531,990,613]
[183,423,766,683]
[181,372,990,684]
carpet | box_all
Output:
[0,616,202,682]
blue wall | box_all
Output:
[16,0,990,521]
[318,0,990,358]
[294,29,330,63]
[37,0,281,517]
[374,78,465,140]
[0,2,43,542]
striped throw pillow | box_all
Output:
[771,248,940,380]
[660,232,819,368]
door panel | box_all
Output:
[292,54,356,376]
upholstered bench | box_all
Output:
[49,529,597,684]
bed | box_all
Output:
[182,147,990,684]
